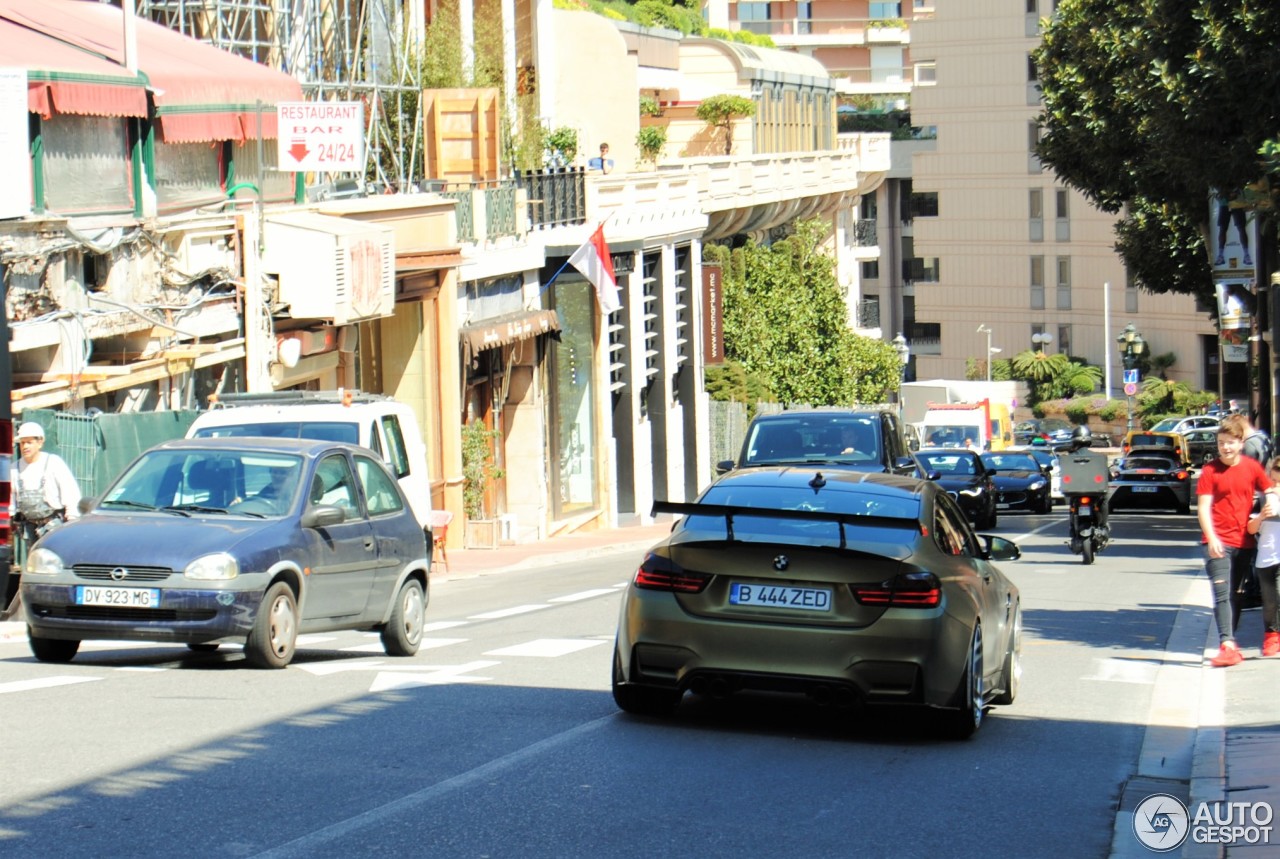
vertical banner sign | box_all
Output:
[1216,280,1253,363]
[0,68,31,219]
[276,102,364,172]
[702,265,725,366]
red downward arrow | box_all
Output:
[288,141,310,162]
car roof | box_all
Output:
[916,447,981,458]
[189,400,409,427]
[748,409,889,423]
[708,466,925,498]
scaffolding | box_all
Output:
[138,0,428,191]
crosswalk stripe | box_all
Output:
[0,676,101,694]
[467,604,548,620]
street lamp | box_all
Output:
[892,332,910,420]
[1032,331,1053,352]
[1116,322,1146,432]
[977,324,998,382]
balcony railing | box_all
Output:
[738,16,915,38]
[517,167,586,230]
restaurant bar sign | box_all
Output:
[702,265,724,366]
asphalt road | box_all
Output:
[0,507,1210,858]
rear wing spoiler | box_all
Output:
[652,500,919,549]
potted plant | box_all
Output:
[462,420,504,548]
[545,126,578,166]
[636,125,667,166]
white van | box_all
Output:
[186,391,432,531]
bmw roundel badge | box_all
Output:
[773,555,789,571]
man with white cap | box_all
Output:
[13,421,82,546]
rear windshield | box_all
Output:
[679,483,919,549]
[192,421,359,445]
[741,415,883,466]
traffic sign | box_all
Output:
[1124,382,1138,397]
[1123,368,1139,385]
[276,102,364,172]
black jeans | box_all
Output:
[1257,563,1280,635]
[1205,546,1255,643]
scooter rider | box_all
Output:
[1067,425,1110,547]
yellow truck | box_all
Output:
[919,399,1014,452]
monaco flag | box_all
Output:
[568,223,621,314]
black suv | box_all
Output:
[716,409,916,476]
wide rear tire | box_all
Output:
[381,577,426,657]
[29,631,79,663]
[941,625,984,740]
[611,648,681,717]
[245,582,298,669]
[992,604,1021,706]
[1082,539,1095,565]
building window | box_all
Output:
[1031,256,1045,310]
[862,260,880,279]
[1031,323,1048,353]
[1029,189,1043,242]
[870,2,901,18]
[1055,188,1070,241]
[797,2,812,34]
[1126,276,1139,313]
[1057,324,1071,357]
[1028,121,1042,173]
[909,191,939,218]
[1027,54,1038,82]
[914,62,936,85]
[1026,0,1037,12]
[738,1,771,34]
[1056,256,1071,310]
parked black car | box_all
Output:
[1108,451,1193,514]
[717,409,915,476]
[1012,418,1075,449]
[913,448,998,528]
[981,451,1053,514]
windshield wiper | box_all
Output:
[102,499,157,511]
[162,504,229,515]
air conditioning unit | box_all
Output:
[262,212,395,325]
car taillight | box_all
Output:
[1175,470,1189,481]
[634,553,710,593]
[853,571,941,608]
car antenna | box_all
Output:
[809,472,827,489]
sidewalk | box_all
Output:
[433,520,671,580]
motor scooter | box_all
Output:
[1060,434,1111,565]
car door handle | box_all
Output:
[364,538,375,551]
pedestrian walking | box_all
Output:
[1247,456,1280,657]
[1197,414,1275,666]
[13,421,82,547]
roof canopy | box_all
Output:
[0,0,302,142]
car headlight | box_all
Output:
[25,547,64,576]
[1029,479,1046,490]
[185,553,239,581]
[959,486,983,496]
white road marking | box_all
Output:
[0,676,101,695]
[369,661,501,692]
[549,588,618,603]
[1084,657,1158,684]
[424,621,469,632]
[296,660,388,676]
[253,714,614,858]
[484,639,606,658]
[467,604,548,620]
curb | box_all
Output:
[434,538,658,581]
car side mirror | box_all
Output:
[78,497,97,515]
[302,505,345,528]
[715,460,734,475]
[981,535,1021,561]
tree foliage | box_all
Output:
[703,219,902,406]
[696,94,756,155]
[1034,0,1280,305]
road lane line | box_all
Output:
[548,588,618,603]
[252,714,614,858]
[0,676,101,694]
[483,639,606,658]
[467,604,549,620]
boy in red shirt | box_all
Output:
[1198,414,1277,666]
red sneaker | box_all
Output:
[1211,642,1244,667]
[1264,632,1280,657]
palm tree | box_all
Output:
[1140,376,1193,416]
[1011,349,1070,384]
[1148,351,1177,381]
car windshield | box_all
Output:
[101,449,305,516]
[917,452,979,475]
[679,483,920,549]
[1149,419,1182,433]
[192,421,359,444]
[742,416,882,466]
[981,453,1039,472]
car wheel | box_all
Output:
[984,502,998,529]
[941,624,984,740]
[28,631,79,663]
[245,582,298,669]
[611,648,681,717]
[381,577,426,657]
[992,603,1021,706]
[1178,500,1191,515]
[1037,496,1053,515]
[187,643,220,653]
